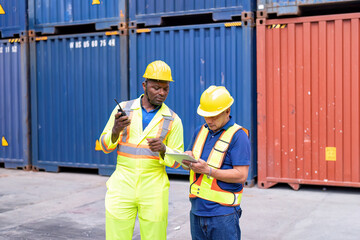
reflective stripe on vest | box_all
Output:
[117,100,175,158]
[100,134,117,153]
[117,143,159,159]
[190,175,243,206]
[121,100,136,143]
[158,114,175,141]
[189,123,249,206]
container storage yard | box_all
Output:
[0,0,360,239]
[129,22,257,180]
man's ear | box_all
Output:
[226,108,231,115]
[142,81,147,91]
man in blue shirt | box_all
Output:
[183,86,250,240]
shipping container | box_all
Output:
[129,0,255,27]
[30,31,128,175]
[257,0,359,17]
[0,37,31,169]
[257,13,360,190]
[28,0,126,35]
[129,22,257,184]
[0,0,27,38]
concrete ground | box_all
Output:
[0,167,359,240]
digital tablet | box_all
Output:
[165,152,198,165]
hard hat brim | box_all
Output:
[143,76,174,82]
[197,100,234,117]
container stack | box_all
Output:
[129,0,258,185]
[27,0,129,175]
[0,1,30,170]
[1,1,258,182]
[256,0,360,189]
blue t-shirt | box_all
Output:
[187,117,251,217]
[141,100,160,130]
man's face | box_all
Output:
[204,109,230,133]
[143,79,170,106]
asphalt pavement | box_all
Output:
[0,167,359,240]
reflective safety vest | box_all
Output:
[189,123,249,206]
[117,99,176,160]
[100,97,183,169]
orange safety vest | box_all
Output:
[189,123,249,206]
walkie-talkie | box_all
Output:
[114,99,126,117]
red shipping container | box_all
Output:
[257,13,360,190]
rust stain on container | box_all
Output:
[257,13,360,190]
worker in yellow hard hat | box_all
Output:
[182,85,250,240]
[99,60,184,240]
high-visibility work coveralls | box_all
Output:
[100,96,184,240]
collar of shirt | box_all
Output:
[140,96,161,130]
[204,116,235,135]
[140,95,161,113]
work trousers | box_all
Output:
[190,208,242,240]
[105,166,169,240]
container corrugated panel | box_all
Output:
[0,0,27,38]
[0,38,30,169]
[257,0,358,16]
[129,0,255,26]
[30,31,128,176]
[28,0,126,35]
[129,22,257,183]
[257,13,360,189]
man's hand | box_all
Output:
[183,156,210,175]
[147,138,166,153]
[111,113,131,143]
[182,151,194,170]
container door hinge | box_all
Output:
[129,21,137,29]
[20,36,29,43]
[27,30,37,42]
[241,11,255,28]
[257,18,266,26]
[23,165,32,171]
[257,10,267,19]
[118,22,128,30]
[120,29,128,36]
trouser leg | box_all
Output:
[138,216,168,240]
[106,210,136,240]
[190,211,207,240]
[207,209,242,240]
[105,168,139,240]
[137,178,169,240]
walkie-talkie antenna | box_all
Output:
[114,98,121,109]
[114,98,126,117]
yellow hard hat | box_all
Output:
[143,60,174,82]
[197,86,234,117]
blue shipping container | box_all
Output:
[129,22,257,183]
[30,31,128,175]
[0,0,27,38]
[129,0,255,26]
[0,38,31,169]
[257,0,358,16]
[28,0,126,35]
